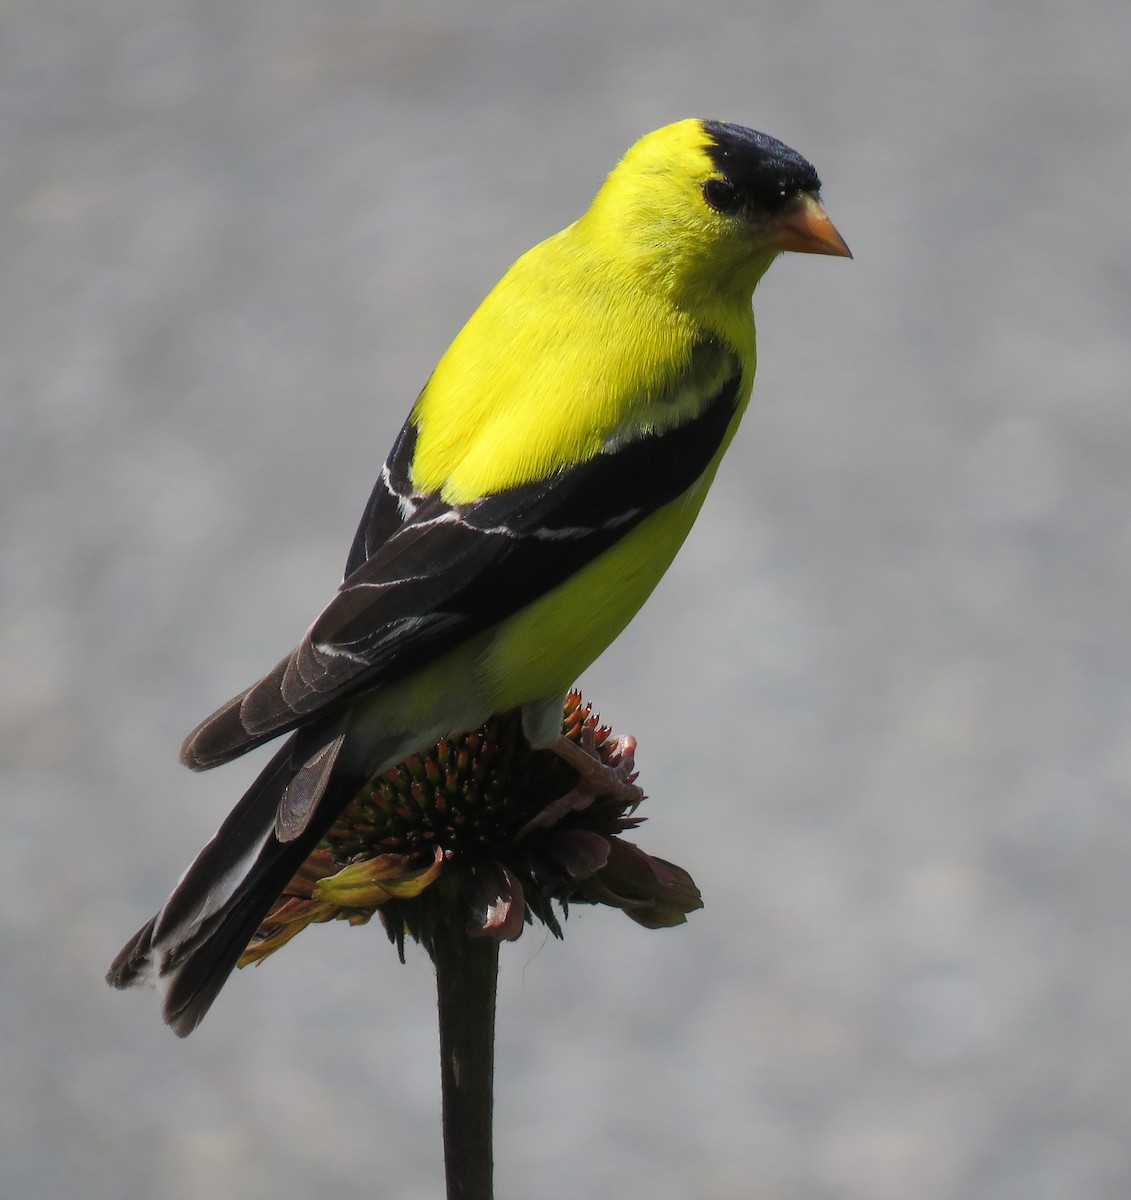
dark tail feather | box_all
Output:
[179,655,297,772]
[107,915,159,989]
[107,733,360,1037]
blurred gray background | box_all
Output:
[3,1,1130,1197]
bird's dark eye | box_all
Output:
[702,178,742,215]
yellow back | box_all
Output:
[409,119,776,504]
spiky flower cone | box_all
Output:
[239,691,701,968]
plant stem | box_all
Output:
[433,925,499,1200]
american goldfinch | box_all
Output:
[108,118,850,1035]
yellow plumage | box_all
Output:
[412,119,767,500]
[107,117,850,1034]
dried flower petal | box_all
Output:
[542,829,612,879]
[577,839,703,929]
[315,846,444,907]
[467,862,526,941]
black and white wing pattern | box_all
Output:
[182,340,743,771]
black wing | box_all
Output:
[182,342,743,770]
[343,413,419,578]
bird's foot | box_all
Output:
[518,729,643,838]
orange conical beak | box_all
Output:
[768,193,852,258]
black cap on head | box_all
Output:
[701,121,822,214]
